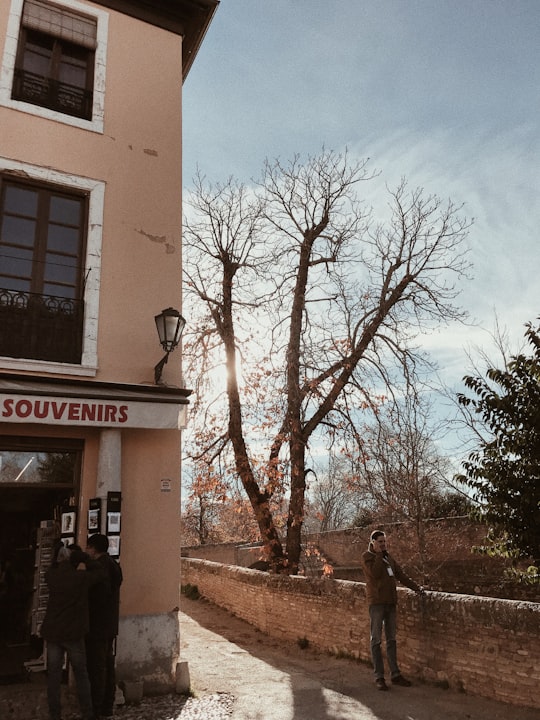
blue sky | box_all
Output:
[182,0,540,392]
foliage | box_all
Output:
[181,461,262,545]
[427,490,473,518]
[456,320,540,562]
[180,583,200,600]
[183,148,470,573]
[37,452,75,484]
[503,565,539,586]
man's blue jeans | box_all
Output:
[369,603,401,680]
[47,639,94,720]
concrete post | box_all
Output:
[96,428,122,532]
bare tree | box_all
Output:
[183,149,471,573]
[304,455,364,533]
[348,391,454,566]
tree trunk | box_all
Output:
[286,433,306,574]
[223,263,286,571]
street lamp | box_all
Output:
[154,307,186,384]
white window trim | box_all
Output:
[0,156,104,376]
[0,0,108,133]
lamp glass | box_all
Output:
[155,307,186,352]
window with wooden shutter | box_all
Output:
[12,1,97,120]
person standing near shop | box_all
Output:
[362,530,424,691]
[41,543,103,720]
[85,534,123,719]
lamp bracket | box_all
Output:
[154,351,170,385]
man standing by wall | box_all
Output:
[362,530,424,691]
[85,534,123,719]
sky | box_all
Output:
[182,0,539,411]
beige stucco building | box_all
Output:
[0,0,217,692]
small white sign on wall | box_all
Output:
[160,478,172,492]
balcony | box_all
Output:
[0,289,84,364]
[12,68,93,120]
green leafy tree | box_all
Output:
[457,321,540,563]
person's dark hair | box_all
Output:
[87,533,109,554]
[69,544,89,567]
[370,530,385,542]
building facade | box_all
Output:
[0,0,217,691]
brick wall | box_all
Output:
[182,521,540,600]
[182,542,238,564]
[181,558,540,710]
[182,542,265,567]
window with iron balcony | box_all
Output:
[0,177,87,364]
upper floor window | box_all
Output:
[12,0,97,120]
[0,176,87,364]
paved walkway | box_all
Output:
[180,596,540,720]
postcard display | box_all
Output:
[89,492,121,557]
[30,521,58,638]
[31,506,77,639]
[106,491,121,557]
[26,509,77,673]
[60,507,77,548]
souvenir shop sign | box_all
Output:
[0,393,187,429]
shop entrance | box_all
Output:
[0,439,82,683]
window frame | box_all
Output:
[0,157,104,376]
[0,0,108,133]
[0,436,84,490]
[12,25,96,120]
[0,176,89,364]
[0,175,89,299]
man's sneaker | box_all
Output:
[391,674,412,687]
[376,678,389,691]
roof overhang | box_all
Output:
[93,0,219,80]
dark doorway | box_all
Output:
[0,440,82,683]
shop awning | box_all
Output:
[0,373,191,429]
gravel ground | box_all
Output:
[0,683,235,720]
[112,693,235,720]
[61,693,235,720]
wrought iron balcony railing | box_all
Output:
[12,68,93,120]
[0,289,84,364]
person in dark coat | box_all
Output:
[41,543,104,720]
[362,530,424,691]
[85,534,123,719]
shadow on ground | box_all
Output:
[180,596,540,720]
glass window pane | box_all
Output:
[47,224,79,253]
[0,450,76,485]
[3,186,38,216]
[0,216,36,246]
[59,57,87,89]
[0,277,31,292]
[43,283,76,299]
[49,196,82,226]
[44,252,77,285]
[0,247,33,278]
[23,40,52,76]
